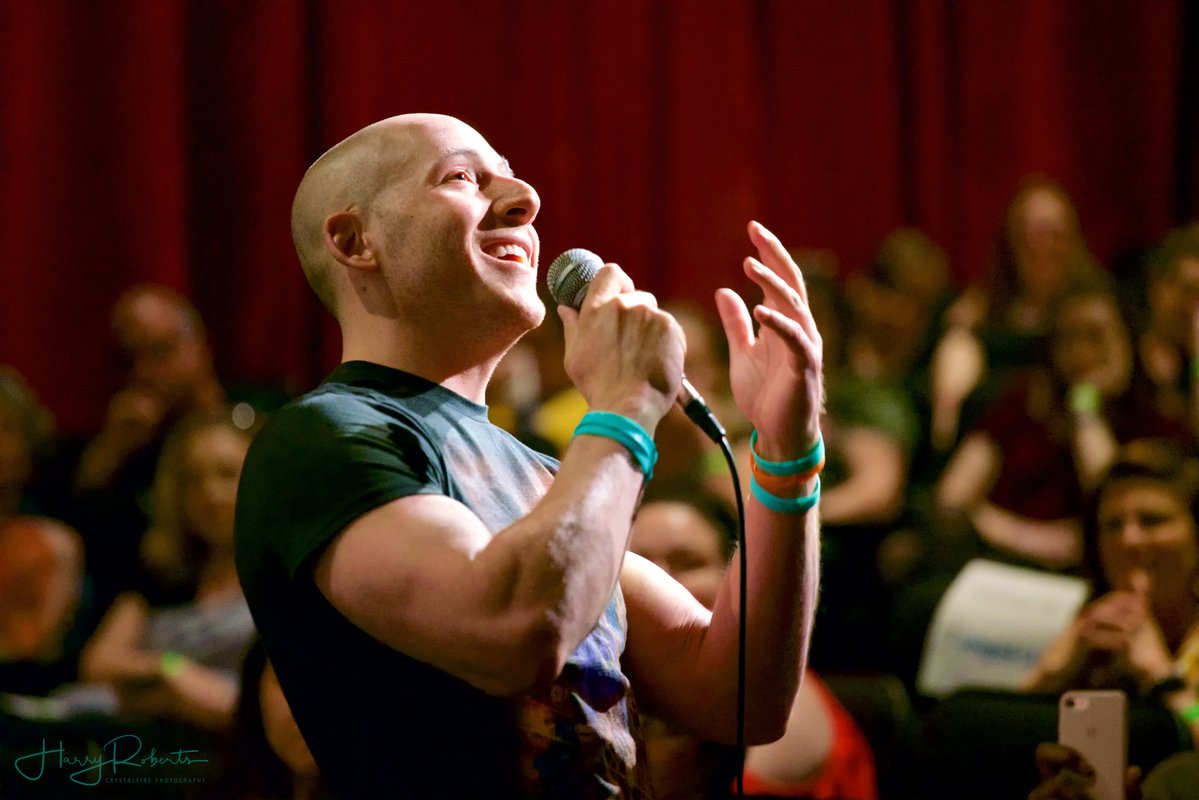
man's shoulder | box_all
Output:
[257,381,429,445]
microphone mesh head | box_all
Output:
[547,248,603,309]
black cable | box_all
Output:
[715,434,748,800]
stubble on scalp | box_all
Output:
[290,118,415,317]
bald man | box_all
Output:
[235,113,824,799]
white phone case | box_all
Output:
[1058,689,1128,800]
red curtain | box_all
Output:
[2,0,1196,434]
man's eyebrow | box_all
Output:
[437,148,515,178]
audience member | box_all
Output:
[1028,741,1199,800]
[0,366,57,518]
[79,409,256,733]
[805,268,918,670]
[1022,440,1199,744]
[934,280,1187,572]
[629,487,877,800]
[72,286,227,611]
[0,367,93,696]
[1139,223,1199,432]
[930,176,1100,452]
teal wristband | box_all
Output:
[573,411,658,481]
[750,430,825,476]
[749,473,821,514]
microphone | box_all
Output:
[547,248,727,443]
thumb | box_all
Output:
[714,288,753,361]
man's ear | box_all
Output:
[324,210,378,270]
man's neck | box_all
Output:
[341,326,510,405]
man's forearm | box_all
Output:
[697,493,820,743]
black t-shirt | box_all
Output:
[235,362,644,799]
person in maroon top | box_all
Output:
[935,279,1191,572]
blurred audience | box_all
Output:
[0,367,93,696]
[79,409,256,733]
[72,285,228,611]
[1022,440,1199,743]
[804,265,919,671]
[1139,223,1199,432]
[931,176,1100,453]
[934,280,1189,572]
[629,487,877,800]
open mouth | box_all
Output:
[483,242,530,265]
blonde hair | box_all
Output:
[140,409,259,587]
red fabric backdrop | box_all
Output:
[2,0,1196,434]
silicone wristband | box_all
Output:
[751,451,824,493]
[750,430,824,477]
[749,473,821,514]
[1181,701,1199,725]
[160,651,187,679]
[573,411,658,481]
[1069,383,1101,415]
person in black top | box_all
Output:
[235,113,825,799]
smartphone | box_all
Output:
[1057,690,1128,800]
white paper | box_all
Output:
[917,558,1090,697]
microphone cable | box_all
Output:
[713,433,748,800]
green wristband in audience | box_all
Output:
[749,473,821,514]
[160,650,187,679]
[573,411,658,481]
[1181,700,1199,725]
[750,429,824,477]
[1069,383,1101,415]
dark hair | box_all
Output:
[1146,222,1199,283]
[0,366,54,459]
[1081,439,1199,594]
[987,175,1098,319]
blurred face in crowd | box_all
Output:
[179,424,249,549]
[0,406,32,495]
[1149,255,1199,347]
[1014,187,1074,300]
[1051,294,1131,396]
[113,290,212,408]
[1097,478,1199,610]
[630,501,726,610]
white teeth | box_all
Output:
[484,243,528,262]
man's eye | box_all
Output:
[447,169,475,183]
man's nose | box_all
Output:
[492,176,540,224]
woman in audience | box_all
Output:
[930,176,1100,453]
[934,280,1188,571]
[1021,439,1199,744]
[1139,223,1199,432]
[79,409,257,732]
[629,487,877,800]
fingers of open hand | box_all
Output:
[744,257,820,346]
[748,221,807,300]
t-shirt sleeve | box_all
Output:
[236,393,446,579]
